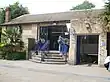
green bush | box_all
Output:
[0,27,26,60]
[0,43,7,59]
[6,51,26,60]
[0,43,6,48]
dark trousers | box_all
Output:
[104,62,109,70]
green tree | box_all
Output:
[2,27,24,51]
[0,8,5,24]
[100,0,110,32]
[0,2,29,24]
[71,1,95,10]
[0,26,25,59]
[0,2,28,59]
[0,2,29,42]
[9,2,29,20]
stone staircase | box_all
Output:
[29,51,67,64]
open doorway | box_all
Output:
[107,32,110,56]
[40,25,69,51]
[76,35,99,65]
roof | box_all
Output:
[1,9,103,26]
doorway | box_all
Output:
[76,35,99,65]
[107,32,110,56]
[40,25,69,50]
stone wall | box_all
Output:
[68,27,77,65]
[22,24,32,47]
[71,18,102,34]
[22,24,38,47]
[69,18,107,66]
[98,33,107,66]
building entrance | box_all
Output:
[40,25,69,50]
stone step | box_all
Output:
[29,59,67,65]
[33,55,63,59]
[32,52,61,57]
[48,51,60,54]
[32,53,62,58]
[46,54,62,57]
[32,57,66,62]
[30,51,67,64]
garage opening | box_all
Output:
[107,32,110,56]
[76,35,99,65]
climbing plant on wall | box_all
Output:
[100,0,110,32]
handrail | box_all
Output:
[40,40,50,51]
[32,40,49,52]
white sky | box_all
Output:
[0,0,105,14]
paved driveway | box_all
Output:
[0,60,110,82]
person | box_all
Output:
[37,38,46,62]
[62,38,69,62]
[58,36,69,62]
[36,38,45,51]
[58,36,64,56]
[104,56,110,70]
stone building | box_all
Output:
[1,9,108,66]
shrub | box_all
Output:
[0,43,7,59]
[6,51,26,60]
[0,26,26,60]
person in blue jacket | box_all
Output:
[58,36,64,56]
[58,36,69,62]
[62,38,69,62]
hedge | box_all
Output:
[6,51,26,60]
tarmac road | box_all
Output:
[0,60,110,82]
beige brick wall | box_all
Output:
[22,24,38,47]
[22,24,32,47]
[71,19,102,34]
